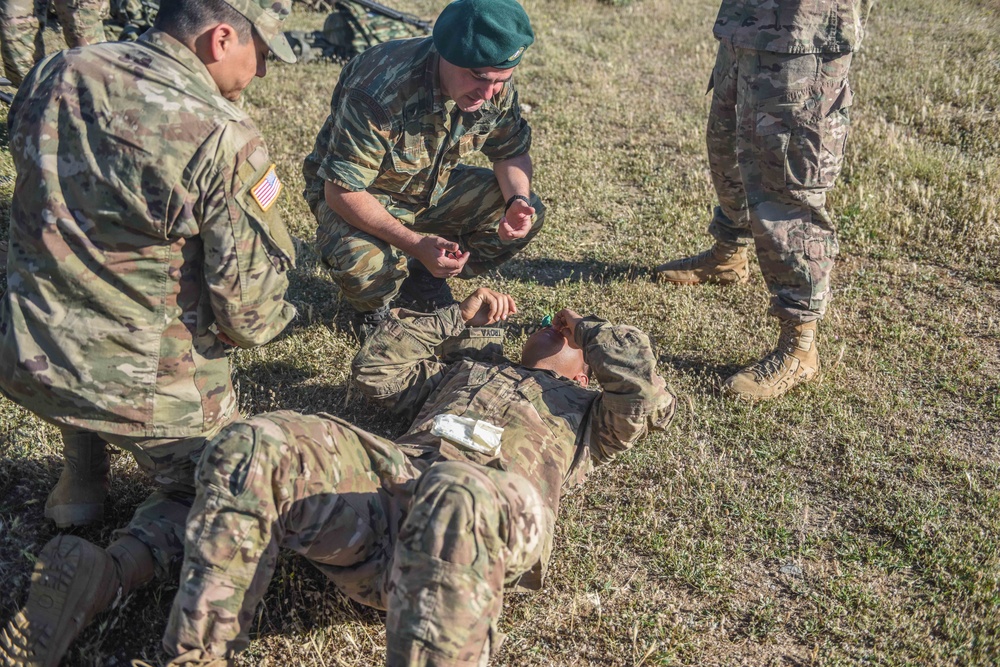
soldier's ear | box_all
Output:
[574,371,589,388]
[207,22,241,63]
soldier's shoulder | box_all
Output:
[342,36,433,98]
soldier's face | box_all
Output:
[520,326,587,381]
[438,59,513,112]
[214,29,270,101]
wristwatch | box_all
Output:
[504,194,530,213]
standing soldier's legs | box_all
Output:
[44,427,111,528]
[656,40,751,285]
[0,0,45,86]
[50,0,107,47]
[164,412,414,663]
[724,49,853,400]
[387,461,548,667]
[0,431,217,665]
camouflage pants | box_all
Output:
[64,427,219,578]
[315,165,546,312]
[706,40,853,322]
[163,411,548,666]
[0,0,108,85]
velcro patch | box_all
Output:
[250,164,283,212]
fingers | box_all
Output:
[433,237,461,253]
[553,308,583,347]
[480,288,516,324]
[461,287,517,326]
[499,213,533,241]
[429,249,469,278]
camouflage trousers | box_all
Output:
[706,40,853,322]
[315,165,546,312]
[65,426,218,578]
[163,411,548,666]
[0,0,108,85]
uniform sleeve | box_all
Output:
[481,81,532,163]
[316,86,394,193]
[576,318,676,465]
[351,304,468,417]
[199,132,296,348]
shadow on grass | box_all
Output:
[498,256,651,286]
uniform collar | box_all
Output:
[426,45,501,124]
[137,29,224,99]
[426,46,449,115]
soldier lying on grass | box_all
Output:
[161,287,675,666]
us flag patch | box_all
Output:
[250,164,282,212]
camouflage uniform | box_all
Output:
[163,305,675,664]
[0,0,109,86]
[303,36,544,312]
[0,30,296,574]
[706,0,874,321]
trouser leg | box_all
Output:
[314,198,409,312]
[386,461,548,667]
[414,165,545,277]
[105,430,220,578]
[50,0,106,47]
[737,48,853,322]
[707,39,752,246]
[164,412,409,661]
[0,0,44,85]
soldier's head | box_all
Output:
[433,0,534,113]
[156,0,296,101]
[520,324,590,387]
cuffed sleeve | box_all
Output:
[316,88,392,193]
[575,317,676,464]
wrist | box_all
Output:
[504,194,530,213]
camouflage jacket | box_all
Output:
[352,305,675,586]
[0,30,296,437]
[713,0,875,53]
[302,37,531,212]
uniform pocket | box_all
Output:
[755,79,853,191]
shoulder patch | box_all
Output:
[250,164,283,212]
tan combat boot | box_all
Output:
[44,435,111,528]
[654,242,750,285]
[0,535,154,667]
[723,319,819,401]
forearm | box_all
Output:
[351,304,465,414]
[324,180,422,253]
[493,153,533,202]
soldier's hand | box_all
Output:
[498,199,535,241]
[216,331,239,347]
[553,308,584,349]
[413,236,470,278]
[460,288,517,326]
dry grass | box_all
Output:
[1,0,999,665]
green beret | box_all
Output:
[433,0,534,70]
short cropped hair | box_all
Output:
[155,0,254,43]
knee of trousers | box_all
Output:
[194,417,286,500]
[403,461,547,568]
[315,207,407,309]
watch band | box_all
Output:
[504,194,530,213]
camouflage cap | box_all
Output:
[223,0,297,64]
